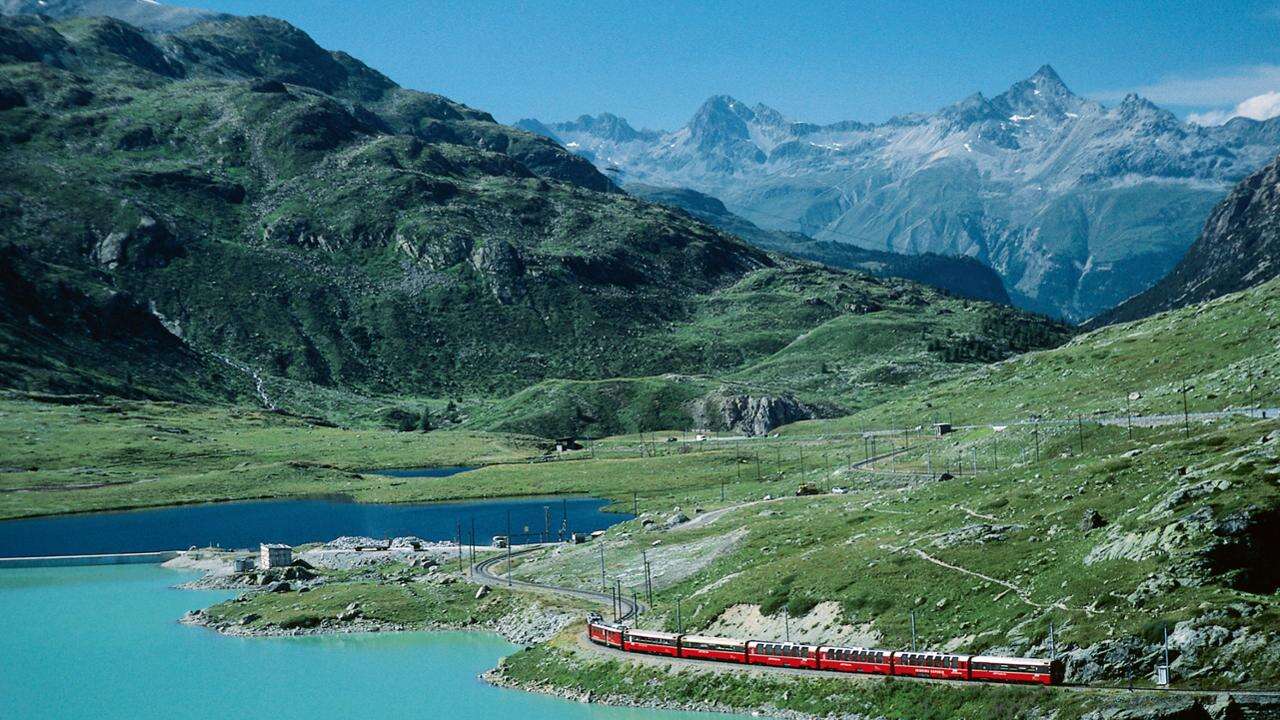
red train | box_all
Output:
[587,616,1063,686]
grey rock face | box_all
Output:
[528,68,1280,320]
[689,393,813,436]
[469,240,525,304]
[91,216,180,270]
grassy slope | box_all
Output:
[0,396,540,519]
[472,268,1070,437]
[783,275,1280,434]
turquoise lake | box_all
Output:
[0,564,743,720]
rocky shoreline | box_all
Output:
[483,661,1280,720]
[483,665,809,719]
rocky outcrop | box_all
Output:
[91,216,182,270]
[468,240,525,304]
[688,392,814,436]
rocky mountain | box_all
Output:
[0,11,1069,432]
[520,66,1280,321]
[0,0,223,31]
[626,183,1011,305]
[1095,153,1280,326]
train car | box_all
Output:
[679,635,748,664]
[968,656,1063,686]
[586,618,625,649]
[891,651,969,681]
[746,641,819,670]
[623,629,681,657]
[816,645,893,675]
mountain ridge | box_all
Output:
[625,183,1012,305]
[520,66,1280,321]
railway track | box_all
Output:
[467,537,1280,704]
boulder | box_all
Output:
[1080,508,1108,532]
[475,585,490,600]
[280,565,315,581]
[91,216,181,270]
[390,536,428,550]
[663,511,690,529]
[336,602,362,622]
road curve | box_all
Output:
[472,545,643,621]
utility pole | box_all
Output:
[456,520,463,573]
[755,452,761,481]
[1126,393,1133,440]
[615,579,622,622]
[676,597,683,634]
[1182,381,1190,437]
[1034,421,1041,464]
[910,611,917,651]
[543,505,550,544]
[1163,623,1170,676]
[599,544,607,593]
[1048,620,1055,660]
[720,476,725,502]
[469,517,476,574]
[784,609,790,642]
[505,510,512,587]
[1077,415,1084,453]
[633,492,638,516]
[642,550,653,607]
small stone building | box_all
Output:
[259,543,292,569]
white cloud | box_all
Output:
[1187,91,1280,126]
[1095,64,1280,106]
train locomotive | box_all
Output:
[586,615,1064,686]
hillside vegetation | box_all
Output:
[0,12,1067,436]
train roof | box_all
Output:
[968,655,1052,666]
[747,640,817,647]
[818,644,891,652]
[626,629,680,639]
[681,634,746,646]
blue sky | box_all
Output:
[184,0,1280,129]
